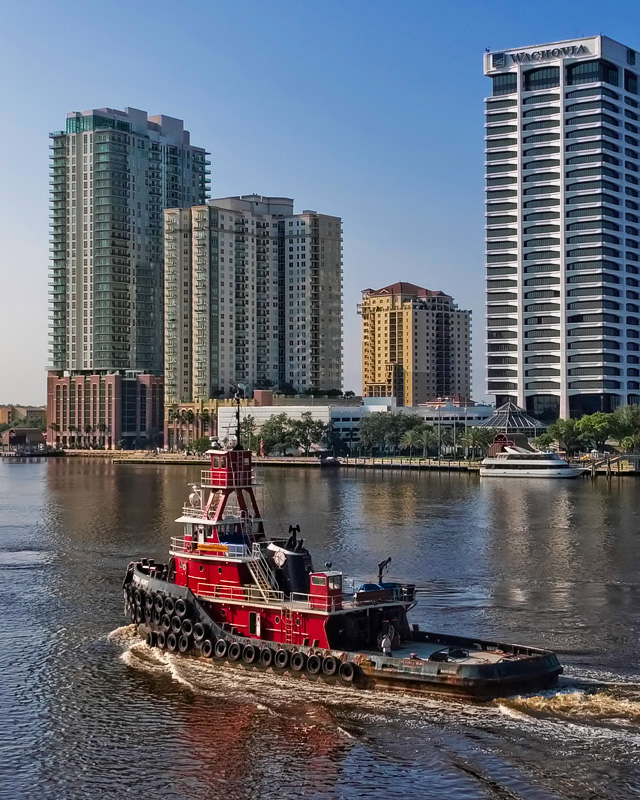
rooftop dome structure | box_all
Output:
[478,402,546,437]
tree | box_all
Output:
[255,377,274,389]
[68,424,77,448]
[240,414,258,451]
[533,431,555,450]
[343,390,356,398]
[277,383,297,397]
[545,418,583,455]
[193,436,212,454]
[259,413,293,455]
[416,426,438,458]
[576,412,613,450]
[611,404,640,450]
[460,426,495,458]
[200,408,211,435]
[83,422,93,448]
[291,412,328,456]
[400,427,422,458]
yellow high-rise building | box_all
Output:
[359,282,471,407]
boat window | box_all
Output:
[311,575,327,586]
[249,612,258,635]
[221,457,227,468]
[329,575,342,591]
[244,455,250,465]
[213,457,219,468]
[185,523,192,536]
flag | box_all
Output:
[260,438,265,457]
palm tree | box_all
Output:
[68,424,77,448]
[416,426,438,458]
[400,427,422,458]
[201,408,211,436]
[84,422,93,449]
[460,426,495,459]
[98,422,107,448]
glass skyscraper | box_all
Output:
[49,107,209,374]
[484,36,640,420]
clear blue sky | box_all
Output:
[0,0,634,404]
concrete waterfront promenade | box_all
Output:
[58,450,640,475]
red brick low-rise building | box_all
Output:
[46,370,163,449]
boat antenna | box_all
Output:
[234,383,246,450]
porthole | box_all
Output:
[221,609,226,616]
[199,565,204,573]
[218,567,222,574]
[295,619,301,627]
[274,616,280,624]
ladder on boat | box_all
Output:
[284,607,293,644]
[248,542,278,602]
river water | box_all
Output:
[0,458,639,799]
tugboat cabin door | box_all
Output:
[249,612,261,637]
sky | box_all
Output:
[0,0,636,405]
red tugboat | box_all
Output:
[123,403,562,701]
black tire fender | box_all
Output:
[144,593,154,610]
[167,633,178,653]
[274,648,289,669]
[178,635,191,654]
[228,642,242,661]
[201,639,214,658]
[160,614,171,632]
[214,639,228,658]
[307,654,322,674]
[146,631,156,648]
[175,598,187,618]
[164,597,175,615]
[339,661,357,683]
[152,610,161,626]
[290,651,306,672]
[322,656,338,676]
[181,618,193,637]
[153,594,165,613]
[156,631,166,649]
[171,616,182,634]
[242,644,257,664]
[193,622,206,643]
[134,589,142,606]
[135,607,143,624]
[259,648,274,667]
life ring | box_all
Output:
[201,639,214,658]
[164,597,175,615]
[178,635,191,654]
[214,639,228,658]
[339,661,357,683]
[228,642,242,661]
[156,631,166,649]
[160,614,171,632]
[181,618,193,637]
[322,656,338,676]
[259,648,274,667]
[307,655,322,674]
[193,622,206,643]
[175,599,188,619]
[186,541,195,553]
[242,644,257,664]
[290,652,306,672]
[167,633,178,653]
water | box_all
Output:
[1,459,639,799]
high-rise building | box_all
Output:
[164,195,343,403]
[49,107,209,374]
[359,282,471,407]
[484,36,640,421]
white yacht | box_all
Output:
[480,446,585,479]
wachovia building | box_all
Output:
[484,36,640,420]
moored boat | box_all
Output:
[480,446,585,479]
[122,399,562,701]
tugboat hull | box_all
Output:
[124,564,562,702]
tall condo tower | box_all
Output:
[164,195,343,403]
[359,282,471,407]
[49,107,209,375]
[484,36,640,421]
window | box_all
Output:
[567,60,619,87]
[625,69,638,95]
[523,106,560,118]
[492,74,517,96]
[524,67,560,91]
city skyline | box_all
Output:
[2,0,639,404]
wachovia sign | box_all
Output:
[492,44,589,68]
